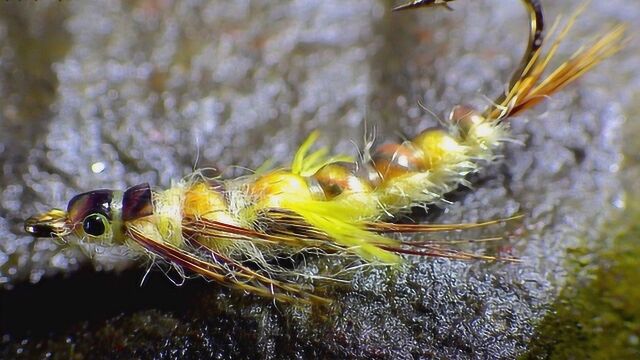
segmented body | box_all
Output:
[24,0,626,304]
[148,108,504,262]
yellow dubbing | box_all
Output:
[153,186,185,247]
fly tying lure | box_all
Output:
[24,0,625,304]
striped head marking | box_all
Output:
[25,183,154,244]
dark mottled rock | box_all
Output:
[0,0,638,359]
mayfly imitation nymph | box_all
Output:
[24,0,625,304]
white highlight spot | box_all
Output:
[91,162,106,174]
[441,135,464,153]
[473,123,494,139]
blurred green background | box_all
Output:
[0,0,638,358]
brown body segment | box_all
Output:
[312,162,373,199]
[371,142,424,181]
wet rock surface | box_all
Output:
[0,0,638,359]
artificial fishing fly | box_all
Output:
[25,0,626,304]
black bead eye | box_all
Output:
[82,213,108,237]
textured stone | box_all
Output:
[0,0,637,358]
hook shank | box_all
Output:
[393,0,545,113]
